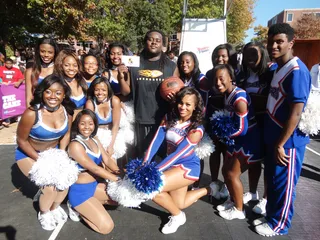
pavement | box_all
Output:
[0,138,320,240]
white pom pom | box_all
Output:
[107,175,165,208]
[29,148,79,190]
[96,128,127,159]
[195,133,215,159]
[122,101,135,124]
[299,91,320,135]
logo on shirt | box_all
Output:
[139,69,163,78]
[270,87,280,100]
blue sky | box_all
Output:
[244,0,320,42]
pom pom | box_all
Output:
[194,133,215,159]
[299,91,320,135]
[210,110,237,146]
[29,148,79,190]
[96,128,127,159]
[107,159,164,208]
[122,101,135,124]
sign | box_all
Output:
[122,55,140,68]
[179,18,227,74]
[0,84,26,119]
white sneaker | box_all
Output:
[252,198,267,216]
[219,206,246,220]
[217,198,234,212]
[161,211,186,234]
[209,181,221,200]
[255,223,279,237]
[243,191,259,204]
[38,211,57,231]
[51,206,68,223]
[67,201,81,222]
[252,217,267,226]
[219,184,229,199]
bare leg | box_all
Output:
[75,197,114,235]
[51,189,68,210]
[248,162,262,193]
[94,183,118,205]
[223,156,248,211]
[39,186,57,213]
[153,168,209,215]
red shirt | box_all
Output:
[0,66,24,84]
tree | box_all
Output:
[295,14,320,39]
[251,25,268,43]
[226,0,256,44]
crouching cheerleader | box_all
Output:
[16,75,75,230]
[67,109,121,235]
[210,64,263,220]
[142,87,212,234]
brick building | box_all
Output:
[268,8,320,28]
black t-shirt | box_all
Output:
[131,56,176,124]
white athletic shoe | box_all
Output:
[209,181,221,200]
[252,217,267,226]
[255,223,279,237]
[243,191,259,204]
[217,198,234,212]
[219,206,246,220]
[161,211,186,234]
[252,198,267,216]
[51,206,68,223]
[67,201,81,222]
[38,211,57,231]
[219,184,229,199]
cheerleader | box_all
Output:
[16,75,74,230]
[82,54,100,87]
[143,87,211,234]
[239,41,275,215]
[54,50,87,116]
[67,109,120,234]
[25,38,59,107]
[206,44,237,200]
[85,77,121,158]
[212,64,263,220]
[102,43,130,102]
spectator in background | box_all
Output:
[168,50,178,64]
[77,49,86,61]
[0,57,25,128]
[310,60,320,92]
[0,52,5,66]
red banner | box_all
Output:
[0,84,26,119]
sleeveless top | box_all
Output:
[93,99,113,125]
[29,105,69,141]
[70,93,87,109]
[72,136,102,172]
[108,70,121,95]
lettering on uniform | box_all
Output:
[270,87,280,100]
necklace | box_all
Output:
[76,134,90,141]
[65,76,74,83]
[43,104,60,112]
[41,62,54,68]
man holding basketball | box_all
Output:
[130,30,176,157]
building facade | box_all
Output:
[268,8,320,28]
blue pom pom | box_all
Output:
[125,159,164,194]
[210,111,237,146]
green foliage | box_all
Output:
[251,25,268,43]
[2,0,256,50]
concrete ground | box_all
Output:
[0,138,319,240]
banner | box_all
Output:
[179,18,227,74]
[0,84,26,119]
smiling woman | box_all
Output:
[15,75,75,231]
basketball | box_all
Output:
[159,77,185,101]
